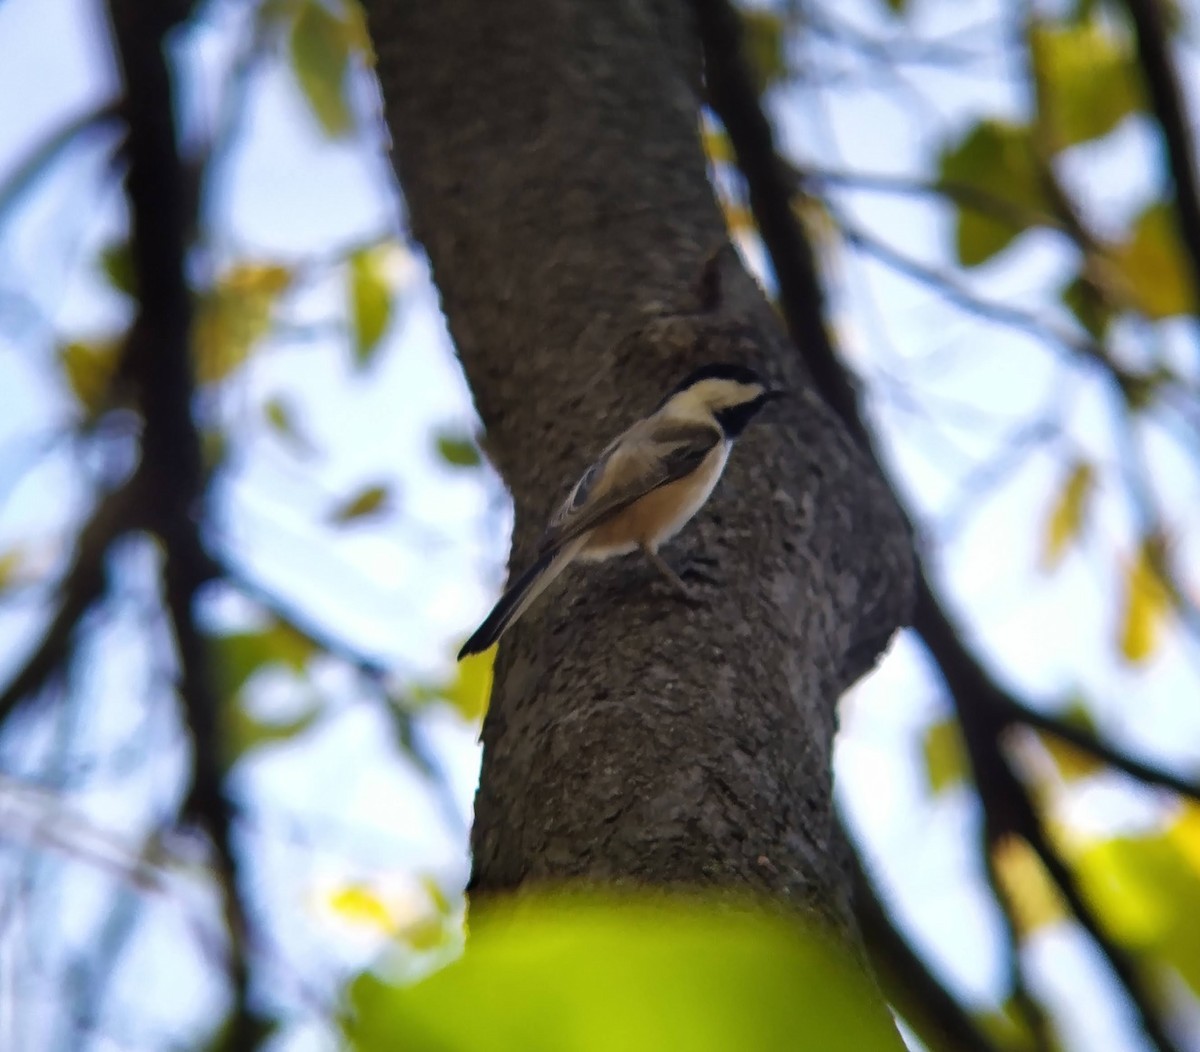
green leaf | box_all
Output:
[1060,272,1114,340]
[1110,203,1197,319]
[938,120,1046,267]
[194,263,292,384]
[1031,20,1139,148]
[922,717,968,795]
[444,649,494,721]
[264,396,317,456]
[881,0,907,14]
[225,699,319,767]
[348,245,392,367]
[435,433,481,469]
[1074,814,1200,994]
[59,339,121,414]
[1118,539,1172,664]
[99,242,136,297]
[348,894,904,1052]
[214,620,319,699]
[739,10,787,90]
[1041,459,1094,571]
[0,547,24,591]
[290,0,354,137]
[328,482,392,524]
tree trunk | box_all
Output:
[367,0,912,934]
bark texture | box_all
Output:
[367,0,913,930]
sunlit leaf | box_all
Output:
[264,396,317,457]
[328,482,392,524]
[702,125,734,165]
[0,547,24,591]
[435,433,481,469]
[938,120,1046,266]
[1031,20,1139,147]
[992,834,1065,934]
[59,339,121,414]
[194,263,292,384]
[328,883,395,932]
[1110,203,1197,319]
[922,717,968,795]
[1041,460,1094,571]
[1074,822,1200,994]
[1034,698,1105,781]
[226,702,319,766]
[1118,540,1172,664]
[290,0,355,137]
[348,244,393,367]
[739,10,788,90]
[215,620,320,699]
[348,894,904,1052]
[99,242,136,297]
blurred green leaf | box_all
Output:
[348,894,903,1052]
[215,620,320,699]
[1041,459,1094,571]
[740,10,787,90]
[1035,698,1106,781]
[992,834,1066,934]
[1119,539,1172,664]
[0,547,24,591]
[99,241,136,297]
[1031,20,1139,147]
[59,339,121,414]
[938,120,1046,266]
[194,263,292,384]
[1110,203,1197,319]
[1060,273,1114,340]
[1074,811,1200,994]
[264,395,317,456]
[349,245,393,367]
[435,433,481,469]
[290,0,355,137]
[225,699,319,767]
[922,717,968,795]
[881,0,907,13]
[329,482,392,524]
[701,125,734,165]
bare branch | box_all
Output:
[0,473,145,727]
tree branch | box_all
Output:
[1121,0,1200,315]
[104,1,265,1046]
[699,3,1188,1048]
[0,473,144,727]
[847,831,1013,1052]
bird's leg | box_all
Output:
[641,545,693,598]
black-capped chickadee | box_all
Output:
[458,362,783,659]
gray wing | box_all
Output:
[539,420,722,551]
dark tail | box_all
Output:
[457,544,574,659]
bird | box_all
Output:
[457,362,783,659]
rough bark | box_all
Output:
[367,0,913,932]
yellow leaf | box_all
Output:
[1041,460,1094,570]
[290,0,355,137]
[328,884,394,932]
[720,198,755,235]
[921,717,968,796]
[1110,203,1197,319]
[328,482,392,524]
[1119,541,1172,663]
[194,263,291,384]
[0,547,24,591]
[59,339,121,413]
[445,648,494,722]
[348,244,393,367]
[702,126,734,166]
[991,834,1065,934]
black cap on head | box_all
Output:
[668,362,765,397]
